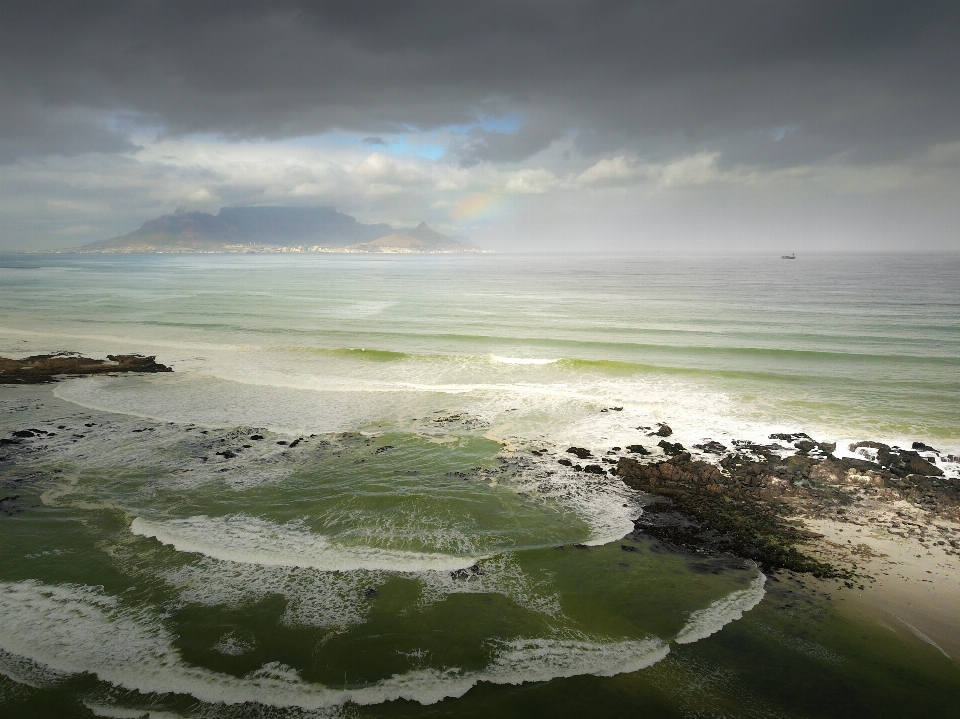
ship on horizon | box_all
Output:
[782,253,796,259]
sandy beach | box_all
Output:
[805,511,960,662]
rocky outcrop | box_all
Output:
[0,353,172,384]
[849,441,942,477]
[616,436,956,576]
[617,452,838,576]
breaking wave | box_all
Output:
[0,580,669,710]
[674,571,767,645]
[131,514,481,573]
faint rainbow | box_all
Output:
[450,191,505,222]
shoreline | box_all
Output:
[806,516,960,661]
[611,434,960,662]
[3,367,959,663]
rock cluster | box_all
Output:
[616,435,956,577]
[0,353,172,384]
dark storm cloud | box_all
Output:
[2,0,959,165]
[451,124,565,167]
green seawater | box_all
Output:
[1,253,958,717]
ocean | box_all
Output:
[1,251,958,717]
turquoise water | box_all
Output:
[1,252,958,717]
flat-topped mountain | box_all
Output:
[80,207,476,253]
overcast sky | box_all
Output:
[2,0,959,251]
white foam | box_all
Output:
[891,614,952,659]
[503,462,641,546]
[132,514,480,573]
[0,580,331,707]
[165,557,384,628]
[482,635,669,681]
[491,356,560,365]
[674,571,767,645]
[0,580,670,709]
[416,554,564,619]
[84,703,186,719]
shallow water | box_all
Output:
[1,252,958,717]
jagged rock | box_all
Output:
[769,432,812,442]
[693,441,727,455]
[583,464,605,474]
[850,441,942,477]
[625,444,650,455]
[654,424,673,437]
[566,446,592,459]
[0,353,172,384]
[617,454,839,576]
[657,440,687,457]
[450,564,484,580]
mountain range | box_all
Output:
[79,207,475,253]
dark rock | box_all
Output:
[611,446,621,451]
[375,445,394,454]
[276,441,288,445]
[558,458,573,467]
[618,454,841,577]
[0,353,173,384]
[625,444,650,455]
[450,564,484,580]
[912,442,940,453]
[250,434,264,440]
[288,439,301,448]
[583,464,605,474]
[769,432,812,442]
[566,446,592,459]
[216,450,237,459]
[658,440,687,457]
[12,430,35,438]
[850,441,942,477]
[654,424,673,437]
[693,441,727,455]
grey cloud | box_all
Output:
[0,97,138,163]
[1,1,959,168]
[451,124,564,166]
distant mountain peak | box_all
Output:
[78,207,477,253]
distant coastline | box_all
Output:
[56,206,483,254]
[43,244,491,255]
